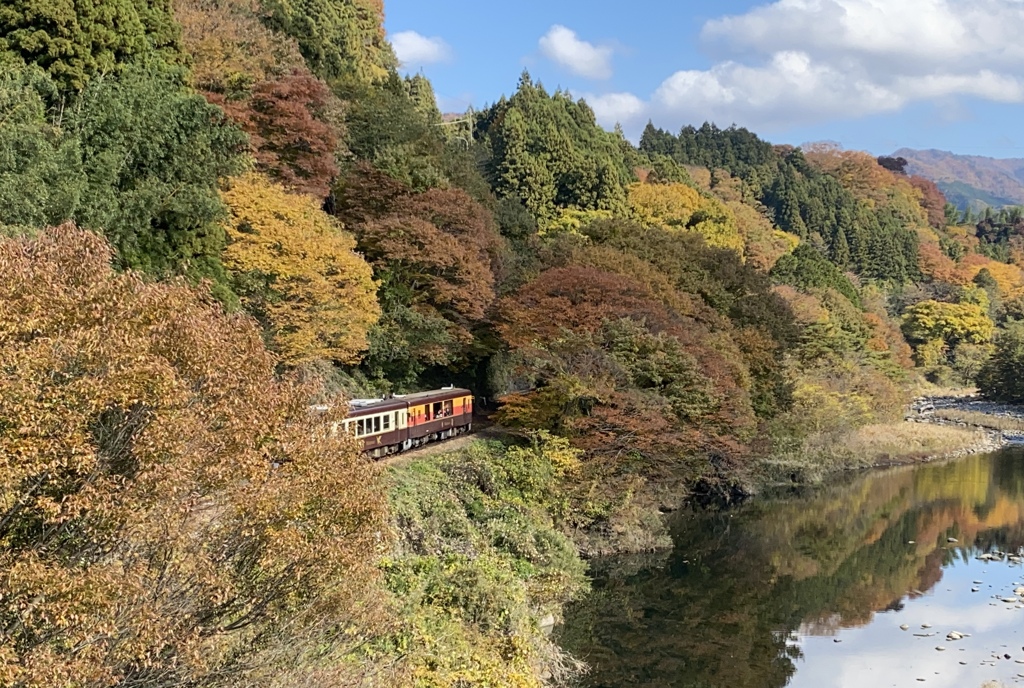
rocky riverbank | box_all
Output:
[908,395,1024,450]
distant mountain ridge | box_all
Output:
[894,148,1024,211]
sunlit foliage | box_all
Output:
[0,225,387,687]
[0,0,181,91]
[221,173,380,365]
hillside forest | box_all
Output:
[5,1,1024,686]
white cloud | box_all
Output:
[391,31,453,68]
[584,0,1024,135]
[586,92,646,124]
[539,25,615,80]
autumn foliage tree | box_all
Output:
[173,0,305,94]
[221,173,380,365]
[175,0,341,198]
[213,72,340,198]
[0,225,387,687]
[335,163,505,386]
[627,180,745,253]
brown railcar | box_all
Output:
[339,387,473,458]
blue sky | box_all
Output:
[383,0,1024,157]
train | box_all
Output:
[335,386,474,458]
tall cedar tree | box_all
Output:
[0,0,182,91]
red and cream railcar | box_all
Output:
[339,387,473,458]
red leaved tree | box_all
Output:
[212,71,340,198]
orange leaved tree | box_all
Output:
[0,225,387,687]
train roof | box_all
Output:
[345,387,472,416]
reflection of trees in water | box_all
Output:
[558,449,1024,688]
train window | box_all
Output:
[395,411,400,427]
[382,415,390,431]
[443,400,453,417]
[356,418,365,436]
[433,402,442,418]
[373,416,381,433]
[423,405,431,421]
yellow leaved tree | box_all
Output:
[627,181,745,253]
[221,173,380,365]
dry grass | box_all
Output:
[839,422,988,460]
[932,408,1024,432]
[760,422,988,484]
[906,379,977,397]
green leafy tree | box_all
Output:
[477,73,632,225]
[0,0,181,91]
[978,321,1024,402]
[72,60,247,291]
[257,0,395,84]
[0,66,83,231]
[771,244,861,306]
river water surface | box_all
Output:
[558,448,1024,688]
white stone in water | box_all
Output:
[936,646,946,651]
[922,623,933,629]
[948,537,959,543]
[900,624,910,631]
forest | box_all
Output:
[4,0,1024,686]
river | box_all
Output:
[557,448,1024,688]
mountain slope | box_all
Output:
[895,148,1024,209]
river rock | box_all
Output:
[947,632,963,641]
[948,537,959,543]
[900,624,910,631]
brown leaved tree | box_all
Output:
[0,225,388,687]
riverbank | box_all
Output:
[909,394,1024,439]
[755,395,1020,486]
